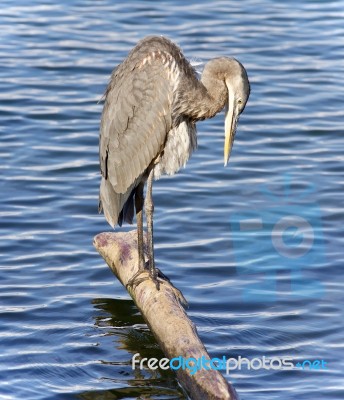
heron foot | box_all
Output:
[125,266,188,307]
[152,268,188,307]
[125,272,164,291]
[150,262,160,290]
[126,269,150,290]
[126,262,165,290]
[125,264,167,291]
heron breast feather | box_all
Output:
[154,120,197,179]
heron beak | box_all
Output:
[224,90,238,166]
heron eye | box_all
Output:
[238,99,243,105]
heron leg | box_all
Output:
[146,168,159,288]
[135,182,145,270]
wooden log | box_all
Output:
[93,230,238,400]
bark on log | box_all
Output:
[93,230,238,400]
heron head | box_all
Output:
[222,58,250,166]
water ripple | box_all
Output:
[1,0,343,399]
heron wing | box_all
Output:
[99,56,174,194]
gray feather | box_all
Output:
[99,36,250,229]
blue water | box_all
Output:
[1,1,343,399]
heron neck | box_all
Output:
[175,73,227,122]
[200,74,228,118]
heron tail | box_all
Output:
[99,177,138,228]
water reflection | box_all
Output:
[90,298,185,399]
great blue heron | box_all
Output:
[99,36,250,288]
